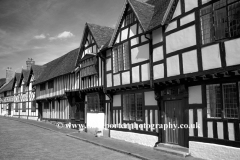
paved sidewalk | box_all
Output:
[2,116,202,160]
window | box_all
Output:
[125,12,135,26]
[200,0,240,44]
[44,102,49,109]
[113,42,130,73]
[40,83,45,91]
[52,101,55,110]
[123,93,143,121]
[22,102,26,112]
[48,80,54,89]
[15,103,18,112]
[206,83,239,119]
[206,84,222,118]
[23,85,26,93]
[87,93,104,112]
[31,101,36,112]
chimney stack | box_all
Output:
[26,58,35,70]
[6,67,14,84]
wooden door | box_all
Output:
[165,100,185,146]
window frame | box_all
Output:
[22,102,26,112]
[122,92,144,122]
[206,81,240,119]
[87,93,104,113]
[112,42,130,74]
[200,0,240,45]
[48,80,54,89]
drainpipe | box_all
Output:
[144,33,153,88]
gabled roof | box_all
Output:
[0,78,14,93]
[34,48,79,85]
[22,69,30,83]
[87,23,114,48]
[109,0,173,46]
[31,65,45,80]
[0,78,6,88]
[15,73,21,87]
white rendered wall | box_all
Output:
[180,13,195,26]
[172,1,181,19]
[190,141,240,160]
[188,85,202,104]
[153,46,164,62]
[129,24,137,38]
[165,21,177,32]
[131,44,149,64]
[202,44,221,70]
[106,58,111,71]
[153,64,164,80]
[122,71,130,85]
[121,28,128,41]
[110,130,158,147]
[167,55,180,77]
[166,25,196,53]
[141,63,150,81]
[132,66,140,83]
[113,74,120,86]
[113,95,121,107]
[182,50,198,74]
[144,91,157,106]
[107,73,112,87]
[184,0,198,12]
[224,38,240,66]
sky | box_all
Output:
[0,0,125,78]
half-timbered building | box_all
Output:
[105,0,240,159]
[76,23,114,135]
[0,68,15,116]
[12,59,39,120]
[34,48,80,123]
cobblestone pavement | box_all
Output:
[0,118,139,160]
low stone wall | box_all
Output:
[189,141,240,160]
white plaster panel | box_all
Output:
[131,44,149,64]
[189,85,202,104]
[190,141,240,160]
[167,55,180,77]
[121,28,128,41]
[153,46,164,62]
[132,66,140,83]
[144,91,157,106]
[129,24,137,38]
[121,71,130,85]
[106,58,111,71]
[166,25,196,53]
[189,109,194,136]
[131,37,138,46]
[184,0,198,12]
[172,1,181,19]
[113,74,120,86]
[228,123,235,141]
[107,73,112,87]
[182,50,198,74]
[152,28,163,45]
[197,109,203,137]
[180,13,195,26]
[153,64,164,80]
[217,122,224,139]
[202,44,221,70]
[225,38,240,66]
[141,63,150,81]
[165,21,177,32]
[202,0,211,4]
[110,130,158,147]
[113,95,121,107]
[115,34,120,44]
[208,122,213,138]
[87,113,104,129]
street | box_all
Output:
[0,118,139,160]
